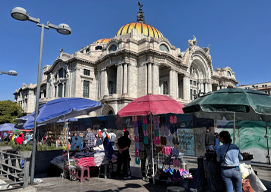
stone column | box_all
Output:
[104,69,108,96]
[176,72,179,98]
[127,64,132,96]
[123,63,128,94]
[100,69,105,97]
[183,75,190,101]
[116,64,123,96]
[144,64,148,95]
[148,63,152,94]
[169,69,172,96]
[153,64,159,94]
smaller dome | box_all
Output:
[94,38,110,44]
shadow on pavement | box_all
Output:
[86,182,168,192]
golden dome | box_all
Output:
[94,38,110,44]
[115,22,163,39]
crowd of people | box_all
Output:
[83,128,131,179]
[3,131,33,145]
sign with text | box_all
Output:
[177,128,195,156]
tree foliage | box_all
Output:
[0,100,24,124]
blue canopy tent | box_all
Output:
[0,123,16,131]
[33,97,103,167]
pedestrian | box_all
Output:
[79,132,84,138]
[102,128,108,141]
[216,131,243,192]
[108,129,116,148]
[96,129,103,146]
[116,130,131,179]
[205,127,214,151]
[84,128,95,148]
[213,132,220,152]
[15,134,24,145]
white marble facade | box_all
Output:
[14,6,238,116]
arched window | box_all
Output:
[58,83,63,97]
[159,44,169,53]
[59,68,64,78]
[95,46,102,50]
[227,71,231,77]
[109,44,117,53]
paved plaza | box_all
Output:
[28,157,271,192]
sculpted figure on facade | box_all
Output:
[188,35,197,50]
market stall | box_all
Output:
[50,144,116,181]
[117,94,188,184]
[183,88,270,191]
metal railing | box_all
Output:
[0,151,30,189]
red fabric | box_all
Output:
[15,137,24,145]
[98,131,102,138]
[75,157,95,168]
[117,94,184,117]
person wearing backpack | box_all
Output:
[109,129,116,148]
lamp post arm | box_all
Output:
[28,16,40,24]
[0,70,9,75]
[47,22,58,30]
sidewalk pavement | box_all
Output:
[31,156,271,192]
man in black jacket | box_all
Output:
[205,127,214,151]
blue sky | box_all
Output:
[0,0,270,101]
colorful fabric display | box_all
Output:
[154,136,160,145]
[135,136,139,142]
[137,158,140,165]
[134,126,138,135]
[154,123,159,130]
[154,130,159,137]
[135,148,138,157]
[143,117,147,124]
[143,130,148,136]
[135,142,139,150]
[138,120,142,127]
[144,136,148,144]
[162,147,166,154]
[164,126,169,135]
[167,135,173,146]
[75,157,95,168]
[142,124,147,130]
[160,126,165,136]
[156,116,160,124]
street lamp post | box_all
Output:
[11,7,71,185]
[0,70,17,76]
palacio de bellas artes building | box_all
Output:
[14,4,238,116]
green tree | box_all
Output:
[0,100,24,124]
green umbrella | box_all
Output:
[184,88,271,122]
[183,88,271,164]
